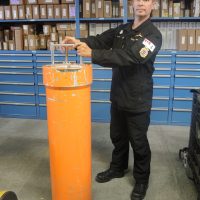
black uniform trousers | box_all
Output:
[109,103,151,184]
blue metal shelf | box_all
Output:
[80,18,124,21]
[0,19,76,23]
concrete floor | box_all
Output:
[0,118,198,200]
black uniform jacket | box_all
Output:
[81,18,162,112]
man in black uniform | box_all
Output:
[62,0,162,199]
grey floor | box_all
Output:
[0,118,198,200]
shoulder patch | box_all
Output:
[139,47,149,58]
[142,38,155,52]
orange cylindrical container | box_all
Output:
[43,62,92,200]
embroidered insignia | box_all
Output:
[119,30,123,35]
[142,38,155,52]
[139,47,149,58]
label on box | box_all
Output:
[121,8,124,17]
[86,3,89,11]
[34,7,38,15]
[181,36,185,44]
[198,36,200,44]
[30,39,34,46]
[62,9,66,16]
[189,36,193,44]
[42,8,45,15]
[10,43,14,50]
[49,9,52,16]
[27,7,30,14]
[163,2,167,9]
[92,3,95,13]
[13,10,17,18]
[29,0,36,2]
[55,8,59,16]
[45,0,53,2]
[5,10,10,18]
[98,1,102,8]
[106,5,109,14]
[69,6,75,17]
[19,9,23,17]
[44,26,48,34]
[24,38,28,46]
[41,38,45,46]
[0,12,3,19]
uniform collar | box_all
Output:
[125,18,151,33]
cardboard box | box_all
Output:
[0,6,4,20]
[91,0,96,18]
[11,6,19,19]
[61,4,69,18]
[18,5,25,19]
[56,23,71,31]
[47,5,54,18]
[43,25,51,35]
[152,0,160,17]
[80,30,88,38]
[176,29,187,51]
[119,6,124,17]
[39,34,47,49]
[50,32,58,42]
[32,5,39,19]
[83,0,91,18]
[3,42,8,50]
[58,31,65,44]
[89,23,96,36]
[14,28,23,50]
[0,30,3,41]
[173,3,181,17]
[23,24,35,35]
[161,0,168,17]
[95,0,103,18]
[196,30,200,51]
[69,4,75,18]
[54,5,61,18]
[128,1,133,18]
[0,42,2,50]
[4,30,10,41]
[52,26,56,32]
[80,23,87,31]
[8,40,15,50]
[26,0,38,4]
[187,29,196,51]
[26,5,33,19]
[70,23,75,30]
[104,1,112,18]
[40,5,47,19]
[10,0,25,5]
[38,0,59,4]
[28,35,37,50]
[168,0,173,17]
[65,30,75,37]
[96,23,102,34]
[5,6,12,20]
[24,36,28,50]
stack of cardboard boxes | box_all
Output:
[177,29,200,51]
[0,22,89,51]
[0,0,76,20]
[82,0,133,18]
[152,0,199,18]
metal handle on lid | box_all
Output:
[50,43,83,65]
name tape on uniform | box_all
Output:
[142,38,155,52]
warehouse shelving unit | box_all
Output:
[0,0,200,125]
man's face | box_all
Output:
[132,0,155,17]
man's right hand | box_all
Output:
[61,36,81,51]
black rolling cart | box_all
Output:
[179,89,200,200]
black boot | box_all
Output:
[131,182,149,200]
[95,168,124,183]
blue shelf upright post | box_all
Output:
[123,0,128,24]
